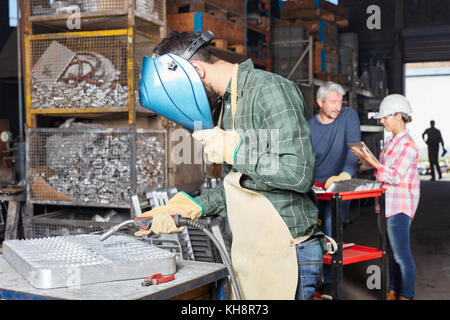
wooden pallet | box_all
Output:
[315,72,339,83]
[211,39,247,55]
[282,8,348,27]
[314,46,338,77]
[274,19,338,50]
[167,12,246,45]
[282,0,347,17]
[167,0,245,24]
[281,1,349,28]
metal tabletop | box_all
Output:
[0,255,228,300]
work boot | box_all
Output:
[386,290,398,300]
[315,283,333,300]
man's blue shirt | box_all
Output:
[308,108,361,182]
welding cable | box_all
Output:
[174,215,242,300]
[99,216,242,300]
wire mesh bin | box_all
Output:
[27,0,166,27]
[31,208,135,238]
[29,32,129,111]
[27,31,158,116]
[26,128,167,208]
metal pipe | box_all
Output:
[17,2,24,142]
[99,219,135,241]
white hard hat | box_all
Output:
[374,94,412,119]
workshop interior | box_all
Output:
[0,0,449,301]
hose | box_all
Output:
[174,216,242,300]
[98,216,242,300]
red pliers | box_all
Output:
[141,273,175,287]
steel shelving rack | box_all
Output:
[20,0,168,238]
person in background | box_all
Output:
[308,82,361,298]
[422,120,446,181]
[352,94,420,300]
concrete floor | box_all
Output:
[341,172,450,300]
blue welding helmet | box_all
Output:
[139,31,215,131]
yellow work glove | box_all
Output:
[134,212,183,236]
[134,192,203,237]
[324,171,351,190]
[192,126,241,165]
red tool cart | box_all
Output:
[314,182,388,300]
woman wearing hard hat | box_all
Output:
[352,94,420,300]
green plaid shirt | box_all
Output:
[195,59,321,240]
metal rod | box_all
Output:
[309,36,313,85]
[17,2,24,142]
[98,219,135,242]
[287,41,310,80]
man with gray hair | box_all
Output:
[308,81,361,298]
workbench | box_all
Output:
[0,190,25,240]
[0,256,228,300]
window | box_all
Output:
[9,0,18,27]
[281,0,338,3]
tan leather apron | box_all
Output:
[221,64,313,300]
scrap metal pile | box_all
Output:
[32,0,161,21]
[36,125,166,204]
[31,41,128,109]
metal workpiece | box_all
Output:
[2,234,176,289]
[31,79,129,109]
[325,178,382,193]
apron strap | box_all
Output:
[325,236,338,254]
[231,63,239,130]
[218,64,239,129]
[290,228,315,246]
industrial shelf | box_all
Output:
[24,29,160,127]
[246,0,271,71]
[26,127,167,208]
[25,0,166,34]
[21,1,166,128]
[323,243,383,266]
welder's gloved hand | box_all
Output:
[134,192,203,237]
[324,171,352,190]
[135,212,183,236]
[192,126,241,165]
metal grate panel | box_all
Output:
[3,234,176,289]
[31,208,133,238]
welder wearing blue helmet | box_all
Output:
[137,31,329,300]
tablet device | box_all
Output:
[348,142,380,168]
